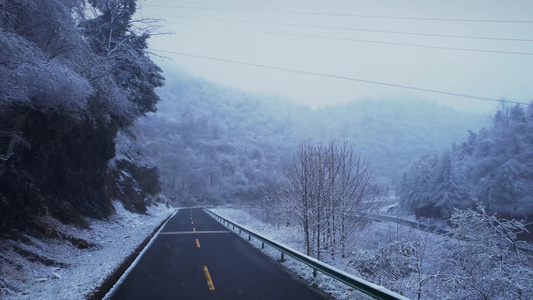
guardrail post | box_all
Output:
[281,251,285,262]
[313,268,317,278]
[232,225,235,230]
[248,234,251,241]
[261,242,264,249]
[239,229,241,235]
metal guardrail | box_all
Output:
[204,208,409,300]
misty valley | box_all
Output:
[1,1,533,299]
[131,68,533,299]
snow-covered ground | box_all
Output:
[211,206,377,300]
[212,206,492,300]
[0,201,174,300]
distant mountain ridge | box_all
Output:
[137,66,489,205]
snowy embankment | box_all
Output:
[211,207,375,300]
[0,202,174,300]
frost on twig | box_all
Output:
[444,201,533,299]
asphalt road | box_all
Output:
[107,208,332,300]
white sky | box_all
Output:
[137,0,533,112]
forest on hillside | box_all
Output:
[134,67,488,206]
[399,102,533,220]
[0,0,165,233]
[2,1,532,299]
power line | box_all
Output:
[150,49,528,105]
[142,4,533,23]
[161,21,533,57]
[142,13,533,42]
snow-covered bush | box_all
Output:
[0,31,92,115]
[443,203,533,299]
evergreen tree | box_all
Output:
[400,101,533,219]
[81,0,164,124]
[428,152,469,219]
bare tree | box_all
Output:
[275,138,378,260]
[443,203,533,299]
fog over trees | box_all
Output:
[129,66,533,299]
[2,1,533,298]
[399,102,533,220]
[135,67,487,207]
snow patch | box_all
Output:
[211,207,373,300]
[0,201,174,300]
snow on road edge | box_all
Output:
[211,207,372,300]
[102,208,178,300]
[0,201,175,300]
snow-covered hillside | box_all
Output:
[0,202,174,300]
[211,205,533,299]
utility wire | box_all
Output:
[162,21,533,57]
[150,49,527,105]
[143,13,533,42]
[142,4,533,23]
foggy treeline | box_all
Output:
[130,67,533,299]
[399,102,533,220]
[2,0,532,299]
[135,68,487,206]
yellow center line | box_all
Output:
[191,220,194,225]
[196,239,201,248]
[193,228,196,232]
[203,266,215,290]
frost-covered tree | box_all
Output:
[399,154,438,215]
[399,152,470,220]
[427,152,470,218]
[0,0,92,114]
[275,138,377,260]
[0,0,164,231]
[80,0,164,124]
[400,100,533,220]
[352,204,533,299]
[443,203,533,299]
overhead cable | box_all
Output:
[142,5,533,23]
[150,49,527,105]
[140,13,533,43]
[161,21,533,56]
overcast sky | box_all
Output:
[137,0,533,113]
